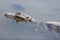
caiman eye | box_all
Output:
[16,13,21,15]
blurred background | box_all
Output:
[0,0,60,40]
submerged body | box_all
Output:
[4,12,60,32]
[44,21,60,32]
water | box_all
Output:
[0,0,60,40]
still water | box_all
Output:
[0,0,60,40]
